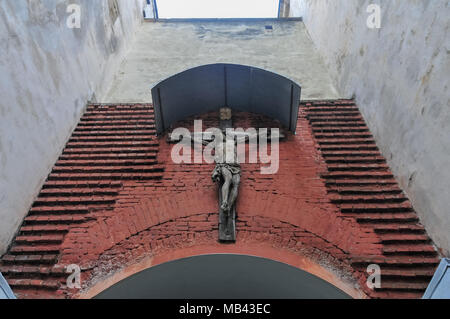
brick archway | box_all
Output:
[78,245,366,299]
[1,101,438,299]
[54,106,378,299]
[59,192,371,299]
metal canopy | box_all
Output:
[151,63,301,135]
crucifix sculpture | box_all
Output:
[169,107,285,243]
[214,106,240,242]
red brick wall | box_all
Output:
[0,101,439,299]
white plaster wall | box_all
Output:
[291,0,450,255]
[104,20,340,102]
[0,0,145,254]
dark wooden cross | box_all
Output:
[169,107,285,243]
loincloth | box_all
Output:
[214,163,241,176]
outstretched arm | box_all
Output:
[168,132,214,145]
[229,129,286,143]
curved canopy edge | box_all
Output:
[151,63,301,135]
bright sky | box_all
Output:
[156,0,280,19]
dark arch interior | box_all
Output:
[95,254,351,299]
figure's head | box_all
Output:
[219,107,232,121]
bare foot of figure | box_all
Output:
[221,201,229,213]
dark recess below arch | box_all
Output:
[95,254,351,299]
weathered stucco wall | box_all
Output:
[103,20,341,102]
[0,0,145,254]
[290,0,450,255]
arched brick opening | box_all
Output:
[59,201,372,299]
[53,108,378,299]
[1,101,438,299]
[78,241,366,299]
[91,254,353,299]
